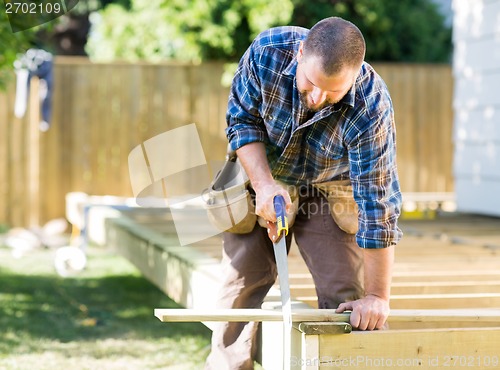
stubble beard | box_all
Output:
[298,89,338,112]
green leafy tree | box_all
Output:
[86,0,293,62]
[87,0,450,63]
[0,0,130,89]
[0,13,36,88]
[290,0,452,62]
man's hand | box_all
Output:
[255,184,292,243]
[234,142,293,242]
[335,295,390,330]
[337,246,394,330]
[254,182,291,222]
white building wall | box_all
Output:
[453,0,500,216]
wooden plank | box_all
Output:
[293,269,500,285]
[393,269,500,279]
[27,76,40,227]
[391,280,500,295]
[155,308,349,323]
[291,280,500,296]
[390,293,500,309]
[0,88,9,224]
[376,64,418,192]
[402,192,455,202]
[153,308,500,323]
[10,86,26,226]
[439,64,454,192]
[70,64,90,193]
[317,328,500,370]
[39,65,62,222]
[297,292,500,310]
[416,65,431,192]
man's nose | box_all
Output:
[310,86,326,105]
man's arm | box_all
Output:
[336,245,394,330]
[236,142,292,230]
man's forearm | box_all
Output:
[363,245,395,301]
[236,142,292,222]
[236,142,274,192]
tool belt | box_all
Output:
[204,151,298,234]
[313,180,359,234]
[205,152,358,234]
[204,151,256,234]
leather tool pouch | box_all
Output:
[204,150,299,234]
[313,179,359,234]
[204,151,257,234]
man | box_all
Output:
[205,16,403,370]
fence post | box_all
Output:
[28,76,40,227]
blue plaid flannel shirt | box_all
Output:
[226,26,402,249]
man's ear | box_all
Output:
[297,41,304,63]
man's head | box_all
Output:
[296,17,366,112]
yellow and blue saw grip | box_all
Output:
[273,195,289,237]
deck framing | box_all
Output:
[100,207,500,369]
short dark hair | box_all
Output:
[302,17,366,75]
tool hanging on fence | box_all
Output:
[14,48,54,131]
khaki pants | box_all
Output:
[205,190,364,370]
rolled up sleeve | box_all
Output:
[348,108,403,249]
[225,46,267,151]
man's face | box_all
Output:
[296,45,358,112]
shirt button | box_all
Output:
[267,115,273,120]
[321,145,326,151]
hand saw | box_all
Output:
[273,195,292,370]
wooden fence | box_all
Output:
[0,58,453,227]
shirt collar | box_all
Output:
[341,82,356,108]
[283,56,298,77]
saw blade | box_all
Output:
[273,195,292,370]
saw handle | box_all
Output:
[273,195,289,237]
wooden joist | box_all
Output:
[294,293,500,310]
[290,280,500,295]
[310,328,500,370]
[154,308,500,324]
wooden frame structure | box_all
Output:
[154,308,500,369]
[102,206,500,369]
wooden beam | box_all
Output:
[317,328,500,370]
[155,308,350,323]
[296,292,500,310]
[154,308,500,323]
[389,308,500,322]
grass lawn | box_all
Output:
[0,243,212,370]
